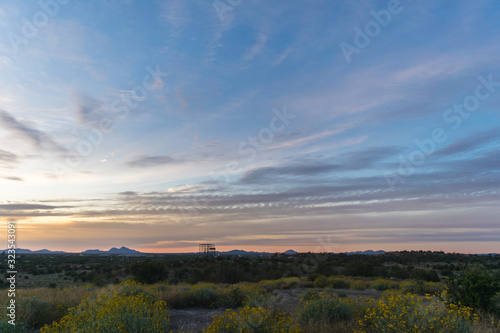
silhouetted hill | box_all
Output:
[2,248,66,254]
[341,250,388,255]
[81,247,142,255]
[221,249,272,256]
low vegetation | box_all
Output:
[0,251,499,332]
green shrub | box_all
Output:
[258,279,283,291]
[401,280,422,294]
[17,297,52,328]
[446,267,500,312]
[422,281,443,295]
[388,281,400,289]
[159,284,190,308]
[371,279,390,291]
[380,289,401,298]
[350,280,367,290]
[217,261,242,284]
[314,275,328,288]
[215,285,266,309]
[258,277,301,291]
[243,291,271,308]
[300,289,320,302]
[216,286,245,308]
[282,277,301,289]
[129,259,167,284]
[189,283,218,308]
[492,292,500,312]
[0,322,32,332]
[299,296,354,326]
[328,277,350,289]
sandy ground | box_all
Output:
[169,308,226,332]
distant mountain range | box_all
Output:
[341,250,388,255]
[2,247,143,255]
[3,248,67,254]
[81,247,142,255]
[221,249,273,256]
[4,247,277,255]
[6,248,492,256]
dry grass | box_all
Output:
[472,311,500,333]
[0,285,96,309]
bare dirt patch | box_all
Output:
[168,288,384,332]
[169,308,226,332]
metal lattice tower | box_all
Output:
[199,244,216,256]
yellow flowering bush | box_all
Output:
[350,280,367,290]
[40,291,170,332]
[421,282,443,295]
[204,306,301,333]
[357,293,477,333]
[328,277,350,289]
[314,275,329,288]
[388,281,401,290]
[258,277,301,291]
[281,277,301,289]
[371,279,390,291]
[116,279,149,297]
[258,279,283,292]
[400,280,422,294]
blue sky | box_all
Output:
[0,0,499,253]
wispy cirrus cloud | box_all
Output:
[273,46,293,65]
[0,176,23,181]
[268,125,353,150]
[161,0,191,37]
[75,93,104,126]
[240,146,401,184]
[243,33,268,61]
[433,127,500,158]
[0,203,69,210]
[0,149,19,165]
[127,155,183,168]
[0,110,66,153]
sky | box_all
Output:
[0,0,499,253]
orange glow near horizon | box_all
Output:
[132,242,500,255]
